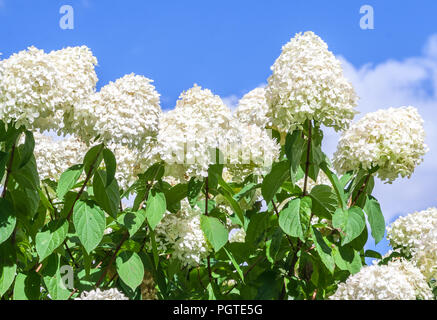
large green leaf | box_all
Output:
[261,160,290,204]
[120,209,147,237]
[145,189,166,230]
[73,200,106,253]
[13,272,40,300]
[116,251,145,291]
[41,254,71,300]
[17,130,35,168]
[0,241,17,297]
[278,198,303,240]
[332,245,362,274]
[364,196,385,244]
[309,185,336,219]
[56,164,83,200]
[93,169,120,218]
[311,227,335,273]
[83,144,104,175]
[332,207,366,245]
[0,198,16,245]
[35,219,69,261]
[285,130,305,178]
[200,215,228,252]
[102,148,116,187]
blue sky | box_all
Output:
[1,0,436,257]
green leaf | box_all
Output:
[141,162,165,182]
[320,162,346,209]
[0,198,16,245]
[200,215,228,252]
[364,196,385,244]
[223,247,244,283]
[285,130,305,176]
[41,254,71,300]
[102,148,116,187]
[332,207,366,245]
[311,227,335,273]
[11,155,39,190]
[164,183,187,213]
[121,209,147,237]
[279,198,303,240]
[18,130,35,168]
[116,251,145,291]
[145,189,166,230]
[0,240,17,297]
[83,144,104,175]
[35,219,69,261]
[93,169,120,218]
[13,272,40,300]
[56,164,83,200]
[266,227,284,263]
[261,160,290,204]
[219,188,244,226]
[309,185,336,219]
[187,178,204,208]
[73,200,106,254]
[246,213,270,249]
[333,245,362,274]
[0,151,8,181]
[364,249,382,259]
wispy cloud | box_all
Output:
[322,34,437,223]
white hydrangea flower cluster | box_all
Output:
[411,231,437,281]
[387,207,437,252]
[155,199,212,267]
[234,87,271,128]
[75,288,128,300]
[330,259,433,300]
[225,120,280,182]
[67,73,161,150]
[333,106,428,183]
[229,228,246,243]
[387,207,437,281]
[266,31,357,133]
[32,132,87,182]
[158,84,232,180]
[0,46,97,132]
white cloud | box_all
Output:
[322,34,437,223]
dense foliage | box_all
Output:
[0,31,434,300]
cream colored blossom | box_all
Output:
[68,73,161,150]
[32,132,87,182]
[158,84,232,180]
[333,106,428,183]
[229,228,246,243]
[330,259,433,300]
[266,31,357,133]
[235,87,271,128]
[155,199,212,267]
[0,46,97,132]
[387,207,437,281]
[225,120,280,182]
[75,288,128,300]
